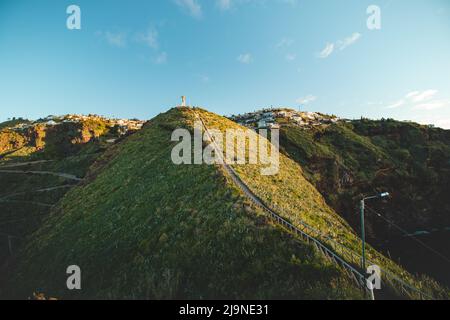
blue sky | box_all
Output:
[1,0,449,128]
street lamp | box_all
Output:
[360,192,390,272]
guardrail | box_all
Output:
[194,109,434,300]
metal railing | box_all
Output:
[194,109,435,300]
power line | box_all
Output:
[365,204,450,265]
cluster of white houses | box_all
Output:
[229,108,340,129]
[8,114,145,134]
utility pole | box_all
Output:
[360,192,389,282]
[360,199,366,271]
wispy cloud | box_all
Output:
[336,32,361,51]
[318,43,334,58]
[154,52,168,64]
[217,0,232,11]
[174,0,202,18]
[285,53,296,61]
[135,28,159,49]
[276,37,294,49]
[406,89,438,103]
[385,89,449,111]
[413,99,449,111]
[386,100,405,109]
[237,53,252,64]
[318,32,361,58]
[296,95,317,105]
[96,31,127,47]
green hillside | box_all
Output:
[193,108,448,298]
[0,116,133,261]
[277,116,450,285]
[2,107,448,300]
[1,108,363,300]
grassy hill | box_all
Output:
[2,107,448,299]
[0,116,134,262]
[1,108,364,300]
[192,108,448,298]
[277,116,450,285]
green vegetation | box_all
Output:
[278,118,450,244]
[2,108,448,299]
[0,117,117,262]
[272,115,450,290]
[196,108,449,299]
[2,108,363,300]
[0,118,30,131]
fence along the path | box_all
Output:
[193,109,433,300]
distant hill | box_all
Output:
[0,115,145,263]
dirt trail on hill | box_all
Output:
[0,160,53,168]
[0,170,82,181]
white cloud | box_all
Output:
[318,32,361,58]
[405,91,420,99]
[336,32,362,51]
[413,99,449,111]
[407,89,438,103]
[237,53,252,64]
[276,37,294,49]
[386,100,405,109]
[136,28,158,49]
[296,95,317,105]
[385,89,449,112]
[217,0,232,11]
[154,52,168,64]
[285,53,296,61]
[103,31,127,47]
[174,0,202,18]
[318,43,334,58]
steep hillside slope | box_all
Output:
[2,108,363,300]
[0,116,143,262]
[277,117,450,285]
[196,108,447,298]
